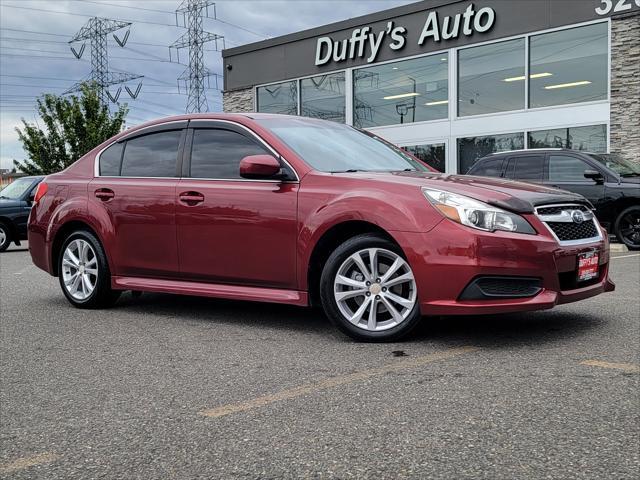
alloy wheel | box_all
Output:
[618,211,640,247]
[0,226,7,249]
[333,247,417,332]
[62,239,98,300]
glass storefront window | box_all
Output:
[529,23,608,108]
[457,132,524,173]
[256,81,298,115]
[528,125,607,152]
[458,38,525,117]
[353,53,449,128]
[403,143,446,172]
[301,72,345,123]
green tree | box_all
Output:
[14,83,128,175]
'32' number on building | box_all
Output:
[595,0,640,15]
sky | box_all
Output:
[0,0,415,170]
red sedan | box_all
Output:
[28,114,615,341]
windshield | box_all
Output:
[588,153,640,177]
[257,117,429,173]
[0,178,33,199]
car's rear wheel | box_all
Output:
[0,223,10,252]
[614,206,640,251]
[58,230,120,308]
[320,234,422,342]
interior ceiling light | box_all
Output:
[425,100,449,106]
[503,72,553,82]
[382,92,420,100]
[544,80,592,89]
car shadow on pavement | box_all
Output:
[411,310,605,348]
[115,292,332,335]
[113,292,604,346]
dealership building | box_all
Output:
[222,0,639,174]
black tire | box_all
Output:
[58,230,121,308]
[614,206,640,251]
[0,222,11,252]
[319,234,422,342]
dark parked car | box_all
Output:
[467,149,640,250]
[27,115,617,341]
[0,176,44,252]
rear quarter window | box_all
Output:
[99,142,123,176]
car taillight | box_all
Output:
[33,182,48,205]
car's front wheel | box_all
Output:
[58,230,120,308]
[320,234,422,342]
[0,222,11,252]
[614,206,640,251]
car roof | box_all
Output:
[485,148,604,157]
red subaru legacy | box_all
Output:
[28,114,615,341]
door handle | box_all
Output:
[95,188,115,201]
[179,191,205,205]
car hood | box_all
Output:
[334,171,592,214]
[0,198,22,208]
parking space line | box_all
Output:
[610,253,640,260]
[580,360,640,373]
[200,346,478,418]
[0,452,60,474]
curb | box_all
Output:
[610,243,629,253]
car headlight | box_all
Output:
[422,188,536,234]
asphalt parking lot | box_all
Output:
[1,245,638,479]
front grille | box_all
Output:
[546,221,599,241]
[536,204,601,244]
[537,205,589,215]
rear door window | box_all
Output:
[189,128,271,179]
[548,155,592,182]
[120,130,182,177]
[511,155,544,181]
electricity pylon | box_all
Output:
[64,17,143,106]
[170,0,224,113]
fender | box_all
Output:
[296,186,443,291]
[47,195,117,276]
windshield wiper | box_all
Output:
[330,169,363,173]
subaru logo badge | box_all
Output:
[571,210,585,224]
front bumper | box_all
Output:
[392,216,615,316]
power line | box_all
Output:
[77,0,270,38]
[211,16,270,39]
[74,0,175,15]
[0,4,180,28]
[0,51,202,69]
[1,34,224,52]
[0,74,172,87]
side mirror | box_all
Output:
[239,155,282,179]
[584,169,604,184]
